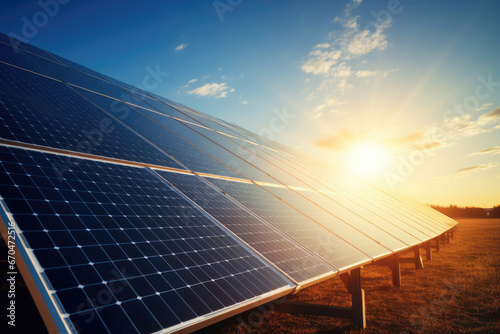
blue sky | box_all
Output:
[2,0,499,206]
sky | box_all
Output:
[1,0,499,207]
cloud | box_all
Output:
[187,78,197,84]
[312,104,325,119]
[468,146,500,156]
[346,24,389,56]
[301,50,342,75]
[481,107,500,120]
[475,102,493,112]
[312,112,324,119]
[315,43,331,49]
[241,100,248,105]
[314,105,500,153]
[355,70,388,79]
[344,0,363,16]
[187,82,233,98]
[437,163,498,181]
[301,0,392,94]
[314,129,372,150]
[175,43,188,51]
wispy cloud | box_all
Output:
[355,70,389,80]
[468,146,500,156]
[311,98,347,119]
[175,43,189,51]
[187,82,233,98]
[482,107,500,119]
[187,78,197,84]
[315,43,331,49]
[475,102,493,112]
[315,129,372,150]
[241,100,248,105]
[436,163,498,181]
[302,50,342,75]
[392,107,500,153]
[314,106,500,154]
[301,0,393,94]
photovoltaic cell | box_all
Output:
[68,90,245,179]
[137,110,279,183]
[0,146,292,334]
[256,185,396,257]
[251,144,445,238]
[0,40,54,77]
[0,62,184,169]
[187,125,312,188]
[207,178,371,270]
[154,171,335,283]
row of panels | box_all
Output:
[0,32,457,334]
[0,146,299,333]
[0,143,456,333]
[0,38,456,240]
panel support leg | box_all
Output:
[274,268,366,329]
[412,245,424,270]
[425,241,432,261]
[340,272,352,294]
[391,254,401,288]
[350,267,366,329]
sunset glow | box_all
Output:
[3,0,498,206]
[348,143,390,180]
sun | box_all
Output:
[348,142,390,179]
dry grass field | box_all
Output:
[198,219,500,334]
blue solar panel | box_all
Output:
[67,89,246,179]
[206,178,371,270]
[185,125,312,188]
[0,39,54,77]
[0,62,184,170]
[0,146,292,333]
[154,171,335,283]
[137,111,279,183]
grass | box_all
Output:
[198,219,500,334]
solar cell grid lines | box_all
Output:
[0,62,184,170]
[154,171,336,283]
[0,32,457,334]
[206,178,372,271]
[0,146,293,333]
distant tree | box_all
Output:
[492,205,500,218]
[428,204,492,218]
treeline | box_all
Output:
[429,204,500,218]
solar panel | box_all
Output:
[136,110,280,183]
[251,144,448,236]
[206,178,372,271]
[0,62,184,170]
[154,171,336,283]
[184,125,312,188]
[221,143,437,242]
[256,185,397,257]
[0,40,53,77]
[0,145,293,333]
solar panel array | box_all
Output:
[0,32,457,334]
